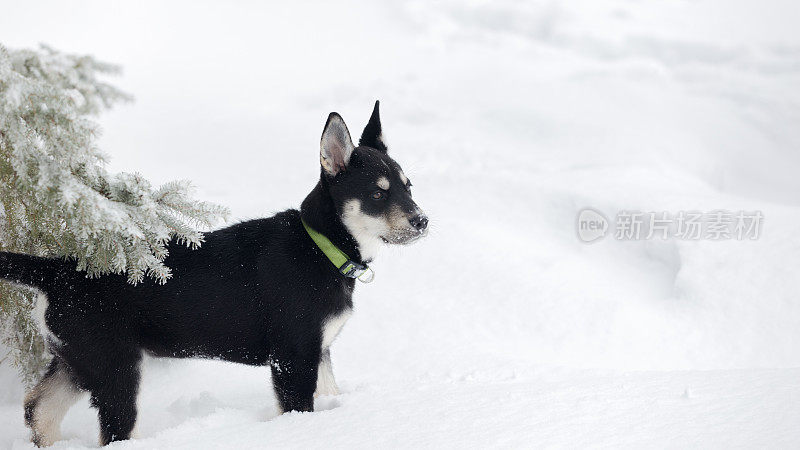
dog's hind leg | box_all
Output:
[24,358,85,447]
[315,348,340,397]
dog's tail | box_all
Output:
[0,251,64,290]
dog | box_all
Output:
[0,101,428,446]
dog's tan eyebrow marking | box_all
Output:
[377,177,390,190]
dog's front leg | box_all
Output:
[270,354,318,414]
[315,348,340,397]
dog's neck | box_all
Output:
[300,178,374,265]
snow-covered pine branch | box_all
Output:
[0,44,229,383]
[0,44,229,283]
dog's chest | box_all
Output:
[321,309,352,349]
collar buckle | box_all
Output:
[339,260,367,278]
[339,260,375,283]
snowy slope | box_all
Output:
[2,0,800,448]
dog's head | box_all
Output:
[320,101,428,254]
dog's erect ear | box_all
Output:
[320,113,355,177]
[359,100,388,153]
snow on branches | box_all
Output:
[0,44,229,284]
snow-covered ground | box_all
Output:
[2,0,800,448]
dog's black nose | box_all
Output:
[410,214,428,232]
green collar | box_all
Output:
[302,219,374,283]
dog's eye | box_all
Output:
[371,191,384,200]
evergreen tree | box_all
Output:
[0,44,229,384]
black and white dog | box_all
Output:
[0,102,427,446]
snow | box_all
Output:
[4,361,800,449]
[2,0,800,448]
